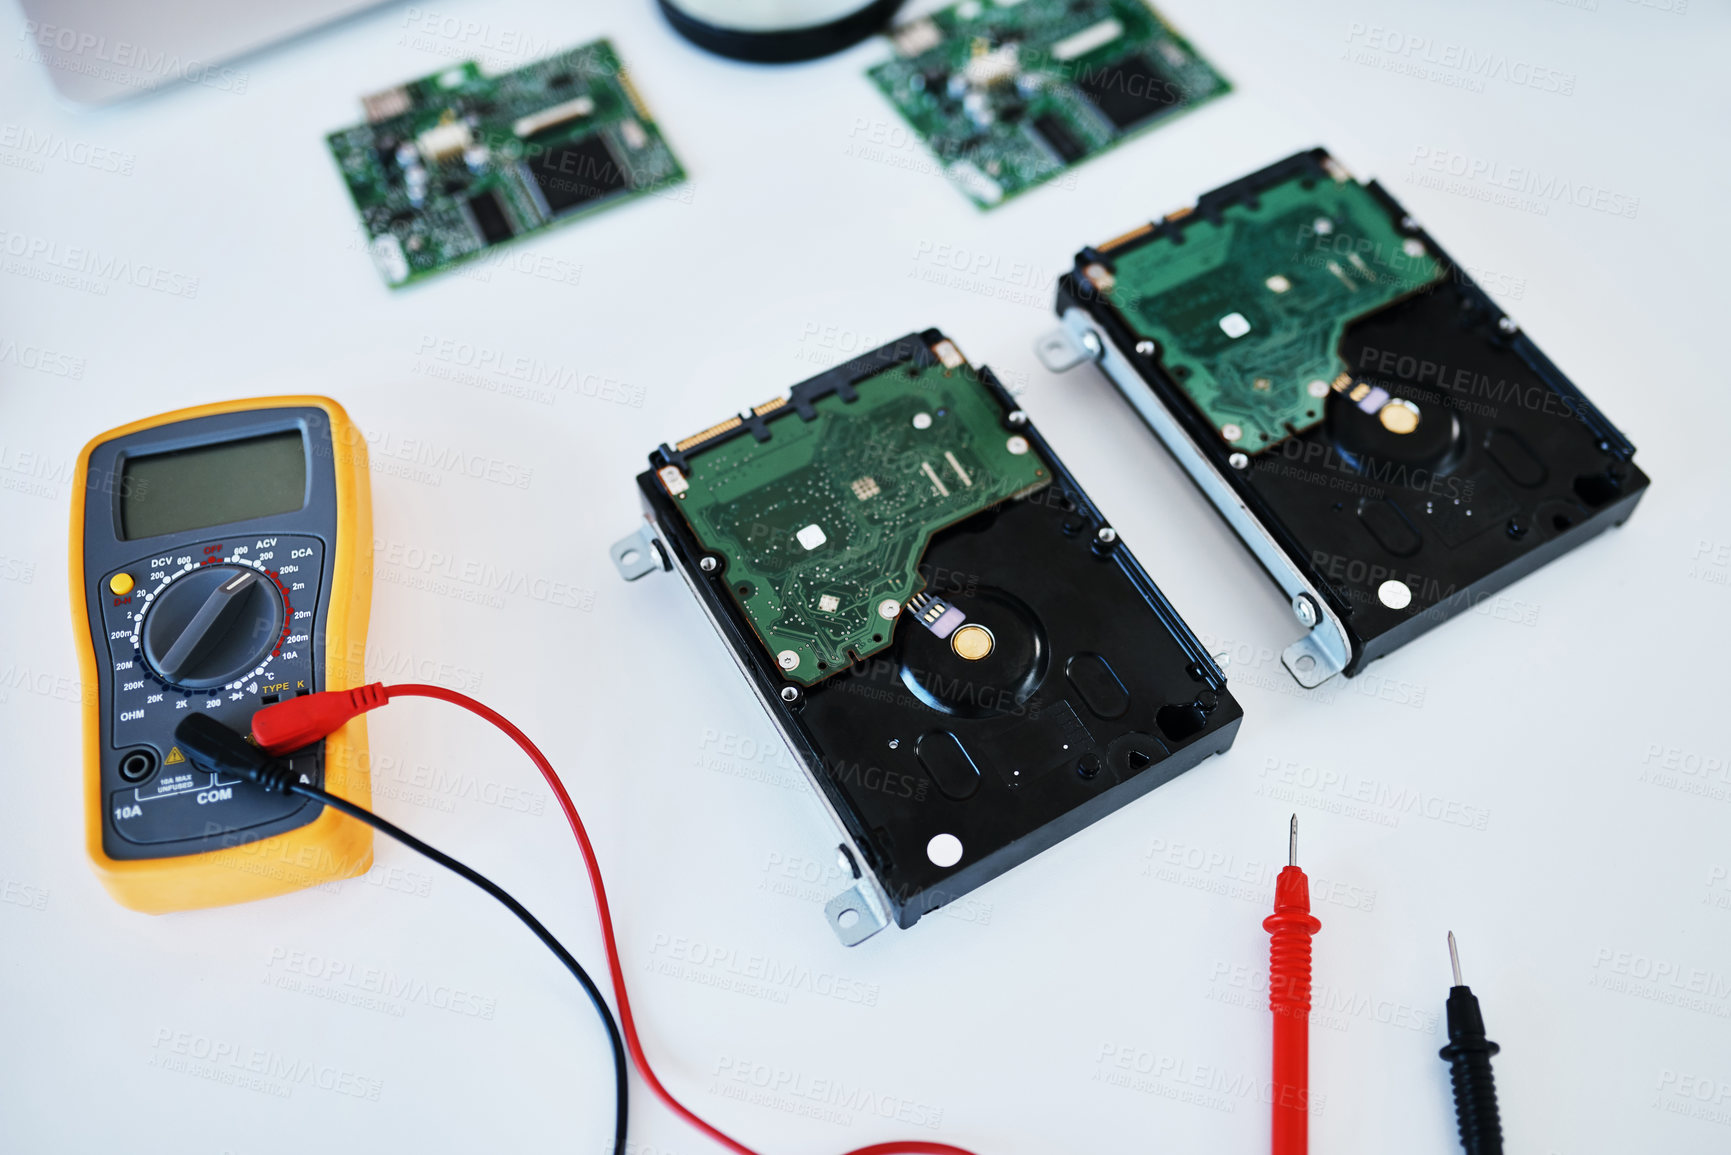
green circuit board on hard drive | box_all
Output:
[658,347,1050,686]
[327,39,684,287]
[1096,163,1448,451]
[869,0,1228,209]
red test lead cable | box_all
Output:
[1264,815,1321,1155]
[252,683,977,1155]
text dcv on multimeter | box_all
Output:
[71,397,374,913]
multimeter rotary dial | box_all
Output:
[135,562,289,690]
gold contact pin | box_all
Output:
[752,397,788,417]
[674,415,743,451]
[615,67,653,122]
[1099,222,1155,252]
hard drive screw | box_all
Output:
[699,555,719,573]
[780,686,800,703]
[1292,593,1319,629]
[1135,340,1155,357]
[1400,215,1419,231]
[1228,452,1249,470]
[1080,330,1103,360]
[1096,526,1118,546]
[1506,517,1529,540]
[1497,316,1518,334]
[1077,753,1101,780]
[1007,409,1028,428]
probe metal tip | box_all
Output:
[1288,813,1297,866]
[1448,930,1462,986]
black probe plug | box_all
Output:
[1439,931,1503,1155]
[175,713,300,792]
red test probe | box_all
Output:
[1264,815,1321,1155]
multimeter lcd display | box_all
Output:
[120,431,307,540]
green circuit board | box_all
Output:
[869,0,1228,209]
[327,40,684,288]
[1099,166,1448,451]
[660,348,1050,685]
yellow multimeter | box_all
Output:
[70,397,374,913]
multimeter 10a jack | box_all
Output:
[70,397,375,913]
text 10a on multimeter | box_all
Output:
[71,397,374,913]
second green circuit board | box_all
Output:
[869,0,1228,209]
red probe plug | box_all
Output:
[252,683,388,753]
[1264,814,1321,1155]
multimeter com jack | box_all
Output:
[71,397,375,913]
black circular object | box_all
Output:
[657,0,905,64]
[141,565,284,689]
[1325,383,1465,475]
[897,587,1047,718]
[118,748,157,783]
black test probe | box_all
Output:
[1439,932,1503,1154]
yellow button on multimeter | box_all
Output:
[70,398,374,913]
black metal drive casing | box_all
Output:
[635,332,1240,931]
[1056,148,1650,679]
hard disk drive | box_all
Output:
[614,331,1240,944]
[1051,148,1650,687]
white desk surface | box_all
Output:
[4,0,1728,1151]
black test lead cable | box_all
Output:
[1439,931,1503,1155]
[173,713,629,1155]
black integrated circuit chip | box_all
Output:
[1030,112,1085,163]
[1076,52,1182,132]
[464,188,515,245]
[525,134,629,216]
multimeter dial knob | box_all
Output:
[140,565,285,689]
